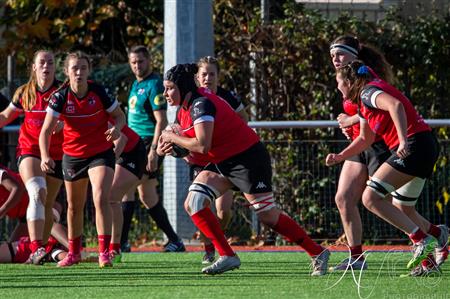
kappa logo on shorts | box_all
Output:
[127,162,135,169]
[256,181,267,189]
[393,158,405,167]
[64,168,75,178]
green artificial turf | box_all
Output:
[0,251,447,299]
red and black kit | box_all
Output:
[47,82,118,181]
[359,79,439,178]
[176,87,271,194]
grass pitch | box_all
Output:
[0,251,448,299]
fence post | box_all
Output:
[163,0,214,241]
[7,55,16,99]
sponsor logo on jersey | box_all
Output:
[256,181,267,189]
[154,94,166,106]
[138,88,145,95]
[129,95,137,110]
[66,105,75,113]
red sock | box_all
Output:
[421,253,435,269]
[45,236,59,253]
[272,213,323,256]
[191,208,235,257]
[204,243,215,253]
[409,228,427,243]
[109,243,121,252]
[30,240,43,253]
[69,236,82,255]
[350,245,364,260]
[427,224,441,239]
[98,235,111,254]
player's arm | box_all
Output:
[50,222,69,249]
[113,132,128,160]
[0,105,21,128]
[39,111,59,173]
[325,119,375,166]
[0,172,25,219]
[372,92,409,159]
[106,106,126,142]
[337,113,359,128]
[147,109,168,171]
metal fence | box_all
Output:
[0,121,449,244]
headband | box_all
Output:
[329,43,358,57]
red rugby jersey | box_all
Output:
[47,82,118,158]
[359,79,430,149]
[188,87,245,167]
[11,83,64,160]
[0,166,29,219]
[176,87,259,164]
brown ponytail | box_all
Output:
[48,78,70,100]
[12,72,37,111]
[358,45,394,84]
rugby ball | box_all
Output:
[166,124,189,158]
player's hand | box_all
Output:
[160,130,175,144]
[337,113,352,128]
[41,157,55,174]
[341,127,352,140]
[156,136,173,156]
[325,153,343,166]
[396,141,410,159]
[105,126,120,142]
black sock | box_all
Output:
[148,200,179,242]
[121,201,136,245]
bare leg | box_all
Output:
[19,157,46,243]
[111,166,140,245]
[393,203,431,233]
[137,177,159,209]
[65,179,89,239]
[88,166,114,236]
[362,163,418,234]
[335,160,367,247]
[42,175,63,242]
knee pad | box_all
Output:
[187,183,220,214]
[392,177,426,206]
[25,176,46,221]
[248,194,276,214]
[366,177,395,198]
